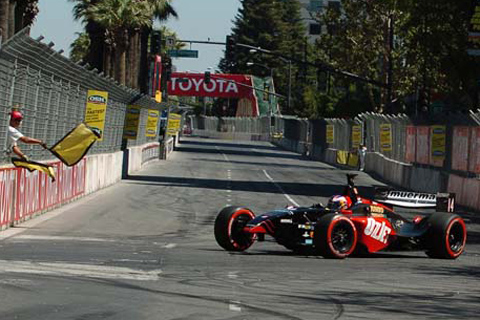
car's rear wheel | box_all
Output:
[214,206,256,251]
[425,212,467,259]
[314,213,357,259]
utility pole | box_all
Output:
[386,14,394,113]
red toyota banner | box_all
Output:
[168,72,255,99]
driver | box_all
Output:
[327,195,351,211]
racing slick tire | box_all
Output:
[214,206,256,252]
[314,213,358,259]
[425,212,467,259]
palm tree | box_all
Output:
[0,0,40,43]
[70,32,91,63]
[86,0,153,85]
[71,0,105,72]
[15,0,39,33]
[0,0,10,43]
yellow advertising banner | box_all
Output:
[431,125,446,160]
[167,113,182,136]
[145,109,159,137]
[351,125,362,149]
[380,124,392,152]
[85,90,108,141]
[326,125,334,144]
[336,150,348,165]
[123,105,141,140]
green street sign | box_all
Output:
[167,49,199,58]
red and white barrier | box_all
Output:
[14,160,86,224]
[0,168,16,229]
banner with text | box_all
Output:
[123,105,141,140]
[379,124,392,152]
[146,109,159,137]
[430,125,446,167]
[85,90,108,141]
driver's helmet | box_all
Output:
[327,195,350,211]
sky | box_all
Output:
[30,0,241,73]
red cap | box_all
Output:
[10,111,23,120]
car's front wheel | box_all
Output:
[314,213,358,259]
[214,206,256,252]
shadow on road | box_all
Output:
[126,174,380,199]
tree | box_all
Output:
[71,0,105,72]
[85,0,153,85]
[70,32,90,63]
[0,0,9,43]
[219,0,305,115]
[0,0,39,43]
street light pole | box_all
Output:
[287,60,292,113]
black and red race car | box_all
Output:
[214,174,467,259]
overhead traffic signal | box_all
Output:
[204,71,211,84]
[151,30,162,54]
[226,35,235,55]
[162,56,172,81]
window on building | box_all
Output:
[309,23,322,35]
[328,1,340,13]
[309,0,323,12]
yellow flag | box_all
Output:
[50,123,100,166]
[12,158,56,182]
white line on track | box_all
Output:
[163,243,177,249]
[229,301,242,312]
[263,170,299,207]
[11,235,116,242]
[0,259,162,281]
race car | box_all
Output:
[214,174,467,259]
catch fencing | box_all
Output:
[0,28,165,165]
[0,29,171,231]
[191,110,480,211]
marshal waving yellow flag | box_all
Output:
[49,123,101,166]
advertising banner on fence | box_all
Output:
[326,125,334,144]
[452,127,470,171]
[85,90,108,141]
[146,109,160,137]
[469,127,480,173]
[167,113,182,135]
[351,125,362,149]
[430,125,446,167]
[0,168,15,228]
[379,124,392,152]
[405,126,416,163]
[416,126,430,164]
[123,105,141,139]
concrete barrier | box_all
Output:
[86,152,123,195]
[324,149,337,165]
[191,129,269,141]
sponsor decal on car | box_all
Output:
[364,218,391,244]
[378,190,437,207]
[370,205,384,214]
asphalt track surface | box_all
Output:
[0,137,479,320]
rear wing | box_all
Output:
[374,188,455,212]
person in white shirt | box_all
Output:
[7,110,47,160]
[358,144,367,171]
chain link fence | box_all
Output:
[0,29,165,165]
